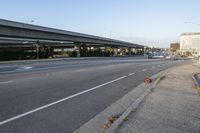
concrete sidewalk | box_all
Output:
[117,63,200,133]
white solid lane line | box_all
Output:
[128,73,135,76]
[0,80,13,85]
[0,75,127,126]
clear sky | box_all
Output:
[0,0,200,47]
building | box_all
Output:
[180,32,200,56]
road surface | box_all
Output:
[0,57,190,133]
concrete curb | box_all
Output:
[105,74,165,133]
[73,72,165,133]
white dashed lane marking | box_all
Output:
[142,69,147,71]
[0,80,13,85]
[128,73,135,76]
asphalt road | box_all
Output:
[0,57,190,133]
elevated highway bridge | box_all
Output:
[0,19,145,57]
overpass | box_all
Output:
[0,19,145,57]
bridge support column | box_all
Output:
[34,43,40,59]
[135,48,138,55]
[74,43,81,57]
[128,47,132,56]
[36,44,40,59]
[114,48,118,56]
[74,44,81,57]
[50,47,54,58]
[144,47,147,54]
[142,48,145,54]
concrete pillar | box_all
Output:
[114,48,118,56]
[77,46,81,57]
[144,47,147,54]
[128,47,132,56]
[50,47,54,58]
[74,45,81,57]
[102,47,105,57]
[134,48,138,55]
[141,48,144,54]
[35,44,40,59]
[82,43,87,57]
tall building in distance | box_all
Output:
[180,32,200,56]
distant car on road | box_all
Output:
[148,53,165,59]
[154,55,164,58]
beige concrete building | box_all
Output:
[180,32,200,56]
